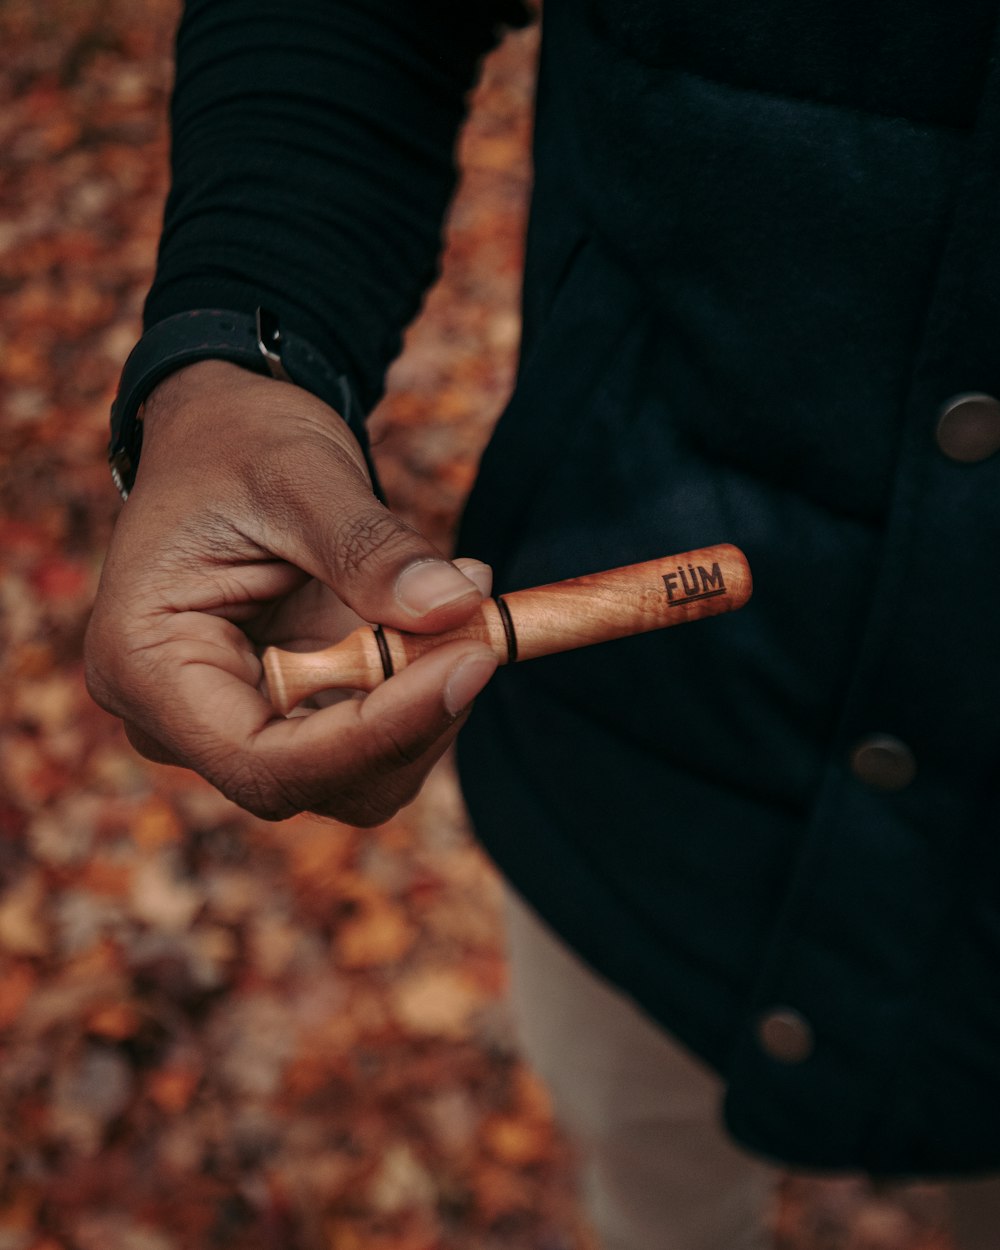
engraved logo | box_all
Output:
[662,562,726,606]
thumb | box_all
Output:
[272,440,487,634]
[133,359,488,635]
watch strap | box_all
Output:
[108,308,367,498]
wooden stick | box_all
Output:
[262,543,752,715]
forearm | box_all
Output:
[144,0,528,410]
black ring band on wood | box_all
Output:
[373,625,394,680]
[495,596,518,664]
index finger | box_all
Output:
[128,611,497,822]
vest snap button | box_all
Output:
[757,1008,814,1064]
[936,394,1000,463]
[849,734,917,792]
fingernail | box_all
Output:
[395,560,479,616]
[453,558,493,598]
[444,654,498,717]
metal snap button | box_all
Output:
[936,394,1000,463]
[757,1008,815,1064]
[849,734,917,792]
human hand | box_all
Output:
[85,360,497,824]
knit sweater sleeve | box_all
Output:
[142,0,529,412]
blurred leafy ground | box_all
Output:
[0,3,962,1248]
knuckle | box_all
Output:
[322,776,407,828]
[334,803,394,829]
[374,719,430,771]
[334,509,420,580]
[220,762,301,822]
[83,645,115,712]
[83,613,130,715]
[122,722,173,766]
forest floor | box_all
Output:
[0,2,959,1247]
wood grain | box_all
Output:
[262,544,752,714]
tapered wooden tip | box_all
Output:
[262,625,386,715]
[261,544,753,714]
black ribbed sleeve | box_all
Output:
[144,0,528,411]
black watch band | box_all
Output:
[108,308,366,499]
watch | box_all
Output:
[108,307,365,499]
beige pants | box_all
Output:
[503,888,1000,1250]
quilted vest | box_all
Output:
[458,0,1000,1172]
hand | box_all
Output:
[85,360,497,825]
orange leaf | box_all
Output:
[0,961,36,1030]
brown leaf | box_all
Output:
[128,856,203,932]
[390,967,483,1040]
[0,871,50,956]
[130,798,184,851]
[334,890,416,971]
[481,1112,552,1168]
[0,1185,43,1236]
[367,1143,437,1215]
[284,817,357,906]
[85,1000,143,1040]
[146,1063,201,1115]
[49,1044,134,1155]
[0,960,36,1030]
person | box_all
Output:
[84,1,1000,1246]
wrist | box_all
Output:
[108,308,367,499]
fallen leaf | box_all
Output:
[0,960,37,1030]
[130,798,183,851]
[482,1112,552,1168]
[85,1000,143,1040]
[128,856,203,932]
[146,1063,201,1115]
[390,968,483,1040]
[49,1044,133,1155]
[367,1143,437,1214]
[0,872,50,956]
[334,891,416,970]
